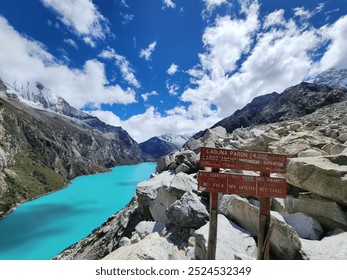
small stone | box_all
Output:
[337,133,347,143]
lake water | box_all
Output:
[0,162,155,260]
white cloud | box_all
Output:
[121,13,134,25]
[167,63,179,75]
[85,1,347,142]
[99,48,140,88]
[202,0,229,19]
[85,110,123,127]
[263,9,286,29]
[203,0,228,11]
[141,90,159,102]
[294,3,325,21]
[180,0,343,122]
[166,81,179,96]
[89,107,219,142]
[139,41,157,60]
[64,38,78,49]
[0,16,136,109]
[163,0,176,9]
[200,2,259,78]
[316,15,347,71]
[40,0,109,47]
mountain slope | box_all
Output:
[140,137,178,162]
[0,80,143,217]
[193,82,347,137]
[313,68,347,88]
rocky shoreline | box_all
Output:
[54,100,347,260]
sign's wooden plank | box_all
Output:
[200,147,287,174]
[198,171,287,198]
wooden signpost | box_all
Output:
[198,147,287,260]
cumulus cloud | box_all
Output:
[316,15,347,71]
[99,48,140,88]
[90,1,347,141]
[0,16,136,109]
[141,90,159,102]
[202,0,229,19]
[204,0,228,11]
[293,3,325,21]
[166,81,179,96]
[167,63,179,75]
[88,107,219,142]
[162,0,176,9]
[180,0,339,120]
[40,0,110,47]
[63,38,78,49]
[139,41,157,60]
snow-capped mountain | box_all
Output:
[157,134,190,148]
[140,133,190,161]
[313,68,347,88]
[0,75,91,120]
[0,74,143,159]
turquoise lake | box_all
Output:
[0,162,155,260]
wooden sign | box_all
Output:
[200,147,287,174]
[198,147,288,260]
[198,171,287,198]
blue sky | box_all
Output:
[0,0,346,142]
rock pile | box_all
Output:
[55,100,347,260]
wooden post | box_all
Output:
[206,168,219,260]
[257,172,271,260]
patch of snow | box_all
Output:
[157,133,190,147]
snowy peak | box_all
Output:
[140,133,191,161]
[157,134,190,147]
[0,75,92,120]
[313,68,347,88]
[1,75,58,110]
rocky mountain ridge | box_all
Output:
[0,79,143,217]
[194,82,347,138]
[54,96,347,260]
[2,77,139,141]
[140,134,190,161]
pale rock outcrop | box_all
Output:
[147,173,198,223]
[286,154,347,206]
[135,221,166,239]
[201,128,225,148]
[118,237,131,247]
[136,171,175,219]
[219,195,303,259]
[337,133,347,143]
[194,214,257,260]
[102,232,186,260]
[276,131,334,157]
[175,150,199,173]
[175,163,190,174]
[238,135,267,152]
[0,147,6,170]
[300,232,347,259]
[156,152,179,172]
[283,212,323,240]
[271,198,287,215]
[156,149,199,174]
[330,144,347,155]
[284,195,347,230]
[166,191,209,228]
[183,137,201,154]
[297,149,327,157]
